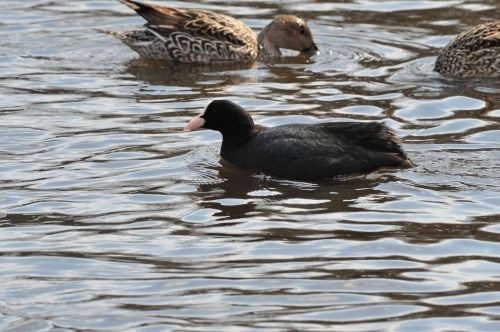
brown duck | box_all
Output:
[107,0,318,64]
[434,22,500,78]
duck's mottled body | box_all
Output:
[109,0,317,64]
[434,22,500,78]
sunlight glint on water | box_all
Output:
[0,0,499,330]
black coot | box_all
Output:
[184,100,413,180]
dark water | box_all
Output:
[1,0,500,330]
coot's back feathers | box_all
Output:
[185,100,413,180]
[225,122,412,179]
[318,121,412,167]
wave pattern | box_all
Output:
[0,0,499,330]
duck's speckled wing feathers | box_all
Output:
[119,0,257,62]
[435,22,500,78]
[222,122,412,180]
[449,23,500,51]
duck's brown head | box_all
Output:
[259,15,319,57]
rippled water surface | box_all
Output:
[1,0,500,330]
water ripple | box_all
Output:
[0,0,499,330]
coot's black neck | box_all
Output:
[220,126,258,149]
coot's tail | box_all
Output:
[320,121,414,168]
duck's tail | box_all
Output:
[96,29,127,39]
[119,0,142,11]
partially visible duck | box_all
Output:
[184,100,413,180]
[434,22,500,78]
[107,0,318,64]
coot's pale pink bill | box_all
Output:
[184,115,205,131]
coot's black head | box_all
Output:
[184,100,255,137]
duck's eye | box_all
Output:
[299,26,306,34]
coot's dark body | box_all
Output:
[221,122,411,179]
[185,100,413,180]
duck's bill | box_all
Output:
[184,115,205,131]
[303,43,319,56]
